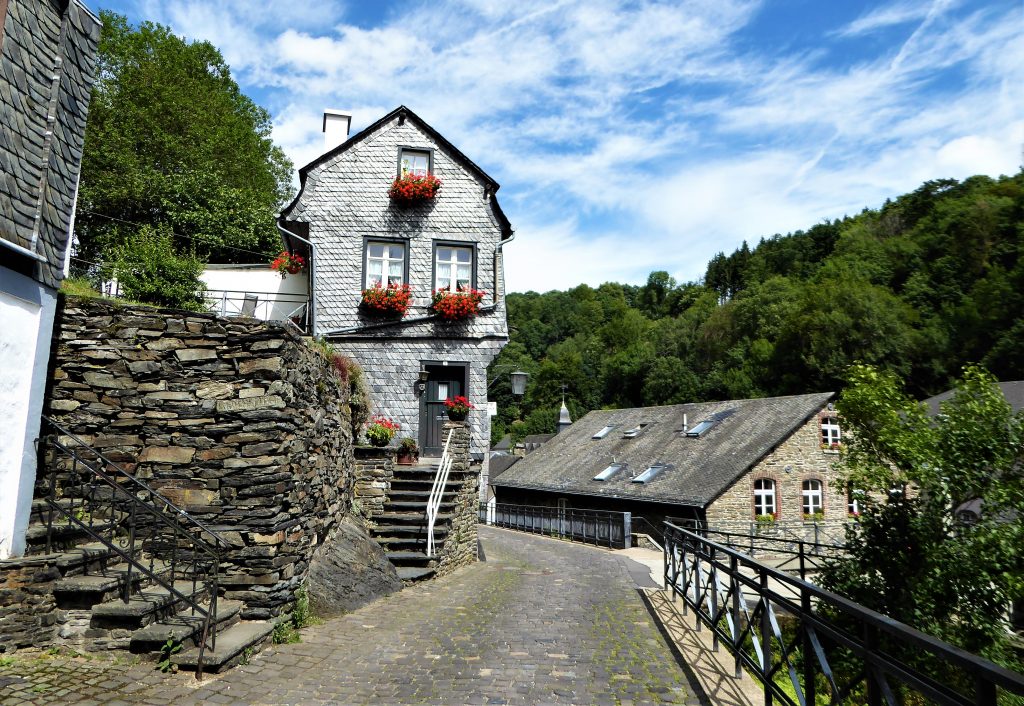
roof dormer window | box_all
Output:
[593,463,627,481]
[592,424,617,440]
[685,420,717,438]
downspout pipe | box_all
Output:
[277,222,316,336]
[494,229,515,310]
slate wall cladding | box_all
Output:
[0,0,99,286]
[44,297,356,620]
[335,338,503,458]
[705,415,847,526]
[434,422,479,577]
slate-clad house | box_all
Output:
[492,393,851,529]
[279,106,511,460]
[0,0,99,559]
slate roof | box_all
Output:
[924,381,1024,416]
[491,392,834,508]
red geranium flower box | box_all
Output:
[388,173,441,205]
[430,286,484,321]
[360,282,412,318]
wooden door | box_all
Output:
[420,365,466,455]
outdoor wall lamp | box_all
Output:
[416,368,430,396]
[509,370,528,397]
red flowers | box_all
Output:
[388,173,442,205]
[270,251,305,277]
[431,286,485,321]
[443,396,475,414]
[360,282,412,317]
[365,415,400,446]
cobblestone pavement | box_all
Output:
[0,527,705,705]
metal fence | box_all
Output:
[202,290,308,331]
[663,522,1024,705]
[480,502,631,549]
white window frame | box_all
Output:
[434,245,473,292]
[400,148,431,177]
[753,478,776,517]
[847,485,864,515]
[821,416,841,447]
[365,241,406,289]
[802,479,824,516]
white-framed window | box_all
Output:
[803,479,823,515]
[847,485,864,516]
[821,416,841,447]
[753,478,777,517]
[400,148,430,177]
[435,245,472,291]
[366,241,405,288]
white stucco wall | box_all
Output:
[0,276,58,559]
[200,265,309,323]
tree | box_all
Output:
[821,365,1023,674]
[76,11,293,266]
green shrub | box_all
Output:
[110,225,206,311]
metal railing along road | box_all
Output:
[662,521,1024,705]
[38,417,229,679]
[480,502,632,549]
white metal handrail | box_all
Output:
[426,430,455,556]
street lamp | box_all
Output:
[509,370,528,397]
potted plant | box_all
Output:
[270,250,305,277]
[755,513,777,529]
[803,511,825,523]
[396,437,419,465]
[430,286,485,321]
[359,282,412,318]
[388,172,442,205]
[364,415,400,447]
[443,395,474,421]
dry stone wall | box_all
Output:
[353,447,394,522]
[45,297,356,619]
[435,422,479,577]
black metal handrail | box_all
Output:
[689,526,846,581]
[480,502,631,549]
[631,517,666,548]
[662,522,1024,705]
[38,416,227,679]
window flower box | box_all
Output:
[431,286,484,321]
[270,251,305,277]
[388,173,441,206]
[359,282,412,318]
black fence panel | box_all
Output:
[479,503,631,549]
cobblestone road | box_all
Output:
[0,527,704,705]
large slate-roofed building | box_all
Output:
[279,106,511,462]
[0,0,100,558]
[492,393,851,527]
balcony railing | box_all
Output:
[202,290,308,332]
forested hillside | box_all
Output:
[489,173,1024,442]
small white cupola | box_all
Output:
[558,399,573,434]
[322,109,352,152]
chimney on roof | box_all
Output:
[322,109,352,152]
[682,413,688,433]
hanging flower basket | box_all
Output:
[270,251,305,277]
[388,173,442,206]
[365,415,400,447]
[444,395,475,421]
[430,286,485,321]
[359,282,412,318]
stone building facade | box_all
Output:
[0,0,100,560]
[279,106,511,461]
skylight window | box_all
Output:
[592,425,617,440]
[685,420,717,438]
[623,423,650,439]
[593,463,627,481]
[632,464,667,484]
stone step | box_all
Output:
[172,620,275,673]
[385,500,454,512]
[377,511,452,523]
[0,542,116,576]
[53,559,171,609]
[368,525,448,537]
[91,580,205,630]
[386,490,458,502]
[130,599,243,655]
[396,566,436,582]
[386,551,435,567]
[25,521,116,553]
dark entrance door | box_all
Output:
[420,364,466,456]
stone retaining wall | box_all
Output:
[0,556,59,651]
[43,296,356,620]
[353,447,394,523]
[435,422,479,576]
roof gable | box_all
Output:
[491,392,835,508]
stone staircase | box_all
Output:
[368,459,472,582]
[4,499,274,674]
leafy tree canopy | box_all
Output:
[76,11,293,267]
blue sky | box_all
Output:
[99,0,1022,293]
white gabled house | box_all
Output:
[278,106,512,462]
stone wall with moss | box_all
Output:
[44,296,357,619]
